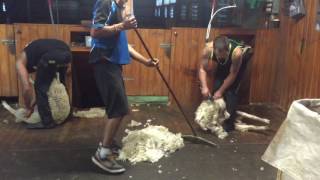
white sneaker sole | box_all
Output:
[91,156,126,174]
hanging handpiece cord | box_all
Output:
[206,0,216,42]
[56,0,60,24]
[205,1,237,41]
[47,0,61,40]
[48,0,55,24]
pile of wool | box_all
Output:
[195,98,229,139]
[118,125,184,164]
[2,74,70,124]
[73,108,106,118]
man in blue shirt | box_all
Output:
[90,0,159,174]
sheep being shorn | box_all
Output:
[195,98,230,139]
[195,99,271,138]
[2,73,70,125]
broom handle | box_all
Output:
[134,29,198,136]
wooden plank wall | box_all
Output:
[0,25,18,97]
[249,29,280,104]
[276,0,320,109]
[250,0,320,110]
[169,28,207,110]
[125,29,171,96]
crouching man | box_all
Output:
[198,36,253,132]
[16,39,72,129]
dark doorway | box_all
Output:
[72,52,104,108]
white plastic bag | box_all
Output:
[262,99,320,180]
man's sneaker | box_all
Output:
[92,148,126,174]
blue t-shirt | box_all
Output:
[90,0,131,65]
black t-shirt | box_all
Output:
[24,39,71,73]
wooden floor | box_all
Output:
[0,102,286,180]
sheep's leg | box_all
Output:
[235,123,269,132]
[236,111,270,124]
[2,101,28,122]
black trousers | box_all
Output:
[34,61,67,126]
[213,79,238,128]
[213,49,253,128]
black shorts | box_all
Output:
[93,60,129,119]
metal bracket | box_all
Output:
[1,39,16,55]
[123,77,135,81]
[160,43,172,57]
[1,39,16,46]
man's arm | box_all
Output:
[91,18,137,38]
[128,45,159,67]
[199,44,216,98]
[213,47,243,99]
[90,0,137,38]
[16,51,33,110]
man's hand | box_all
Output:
[213,90,223,100]
[201,86,210,98]
[145,58,159,67]
[122,17,138,30]
[25,108,34,118]
[23,86,34,110]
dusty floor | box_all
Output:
[0,103,285,180]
